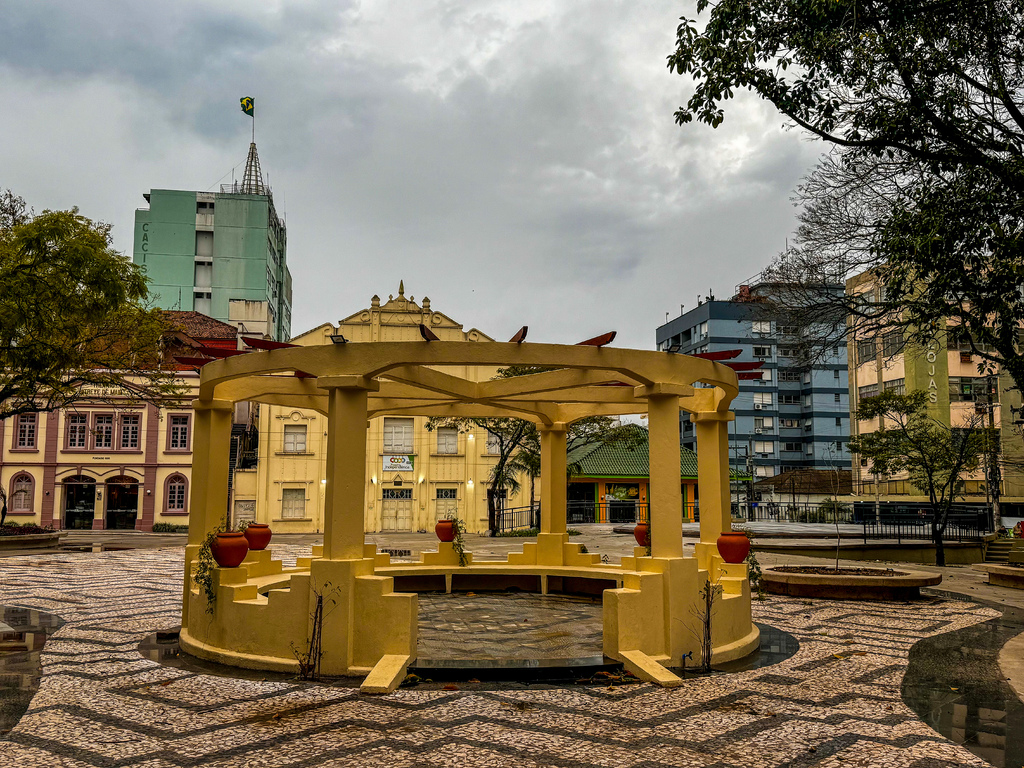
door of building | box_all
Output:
[63,476,96,529]
[435,488,458,521]
[105,477,139,530]
[381,488,413,531]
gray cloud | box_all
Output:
[0,0,822,348]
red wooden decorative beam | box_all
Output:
[736,371,766,380]
[294,370,315,379]
[691,349,741,361]
[724,361,765,371]
[243,337,298,350]
[195,346,249,358]
[174,356,212,367]
[577,331,617,347]
[419,324,440,341]
[508,326,529,344]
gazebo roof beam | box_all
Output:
[477,368,637,399]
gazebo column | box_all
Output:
[691,411,734,569]
[183,398,233,629]
[187,399,235,546]
[647,393,684,559]
[537,422,568,565]
[319,377,378,560]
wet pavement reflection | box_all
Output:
[0,605,63,735]
[903,597,1024,768]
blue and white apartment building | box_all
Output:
[655,289,851,480]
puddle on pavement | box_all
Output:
[0,605,64,735]
[903,600,1024,768]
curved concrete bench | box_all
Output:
[376,562,627,595]
[763,567,941,600]
[972,563,1024,590]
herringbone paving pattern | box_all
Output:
[0,547,1002,767]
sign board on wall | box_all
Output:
[383,455,414,472]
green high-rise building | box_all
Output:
[132,143,292,341]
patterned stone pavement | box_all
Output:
[0,545,1009,767]
[417,592,603,662]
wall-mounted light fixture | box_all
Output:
[329,333,348,344]
[467,479,474,488]
[371,476,378,484]
[321,479,327,484]
[146,489,152,496]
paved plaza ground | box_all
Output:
[0,530,1022,767]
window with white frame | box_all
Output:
[779,394,800,405]
[782,442,802,452]
[753,392,772,406]
[166,475,187,512]
[486,432,501,455]
[281,488,306,519]
[11,474,32,512]
[754,441,774,454]
[752,345,771,357]
[754,416,774,432]
[752,320,771,334]
[120,415,140,449]
[436,427,458,454]
[283,424,307,453]
[778,368,801,382]
[803,394,812,406]
[169,415,190,450]
[93,415,113,449]
[858,384,879,401]
[383,417,414,453]
[754,466,773,477]
[884,378,905,395]
[759,368,772,382]
[16,414,36,449]
[67,413,88,448]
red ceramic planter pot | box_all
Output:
[243,523,273,551]
[435,519,456,542]
[211,532,249,568]
[716,531,751,564]
[633,522,650,547]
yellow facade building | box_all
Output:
[233,284,530,534]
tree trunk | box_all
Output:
[487,488,497,537]
[932,517,946,567]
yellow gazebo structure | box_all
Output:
[180,341,758,692]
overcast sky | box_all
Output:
[0,0,822,348]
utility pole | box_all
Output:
[747,438,755,520]
[987,374,1002,531]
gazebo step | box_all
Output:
[361,654,412,694]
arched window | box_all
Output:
[10,473,33,512]
[165,474,188,513]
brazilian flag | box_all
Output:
[240,96,254,116]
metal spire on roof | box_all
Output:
[240,142,265,195]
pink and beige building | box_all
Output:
[0,312,242,531]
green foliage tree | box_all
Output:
[427,366,643,534]
[668,2,1024,391]
[0,191,184,421]
[848,390,986,566]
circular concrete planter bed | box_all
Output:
[0,530,65,551]
[763,566,941,600]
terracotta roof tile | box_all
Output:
[162,311,239,341]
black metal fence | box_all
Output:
[496,504,540,532]
[496,497,989,540]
